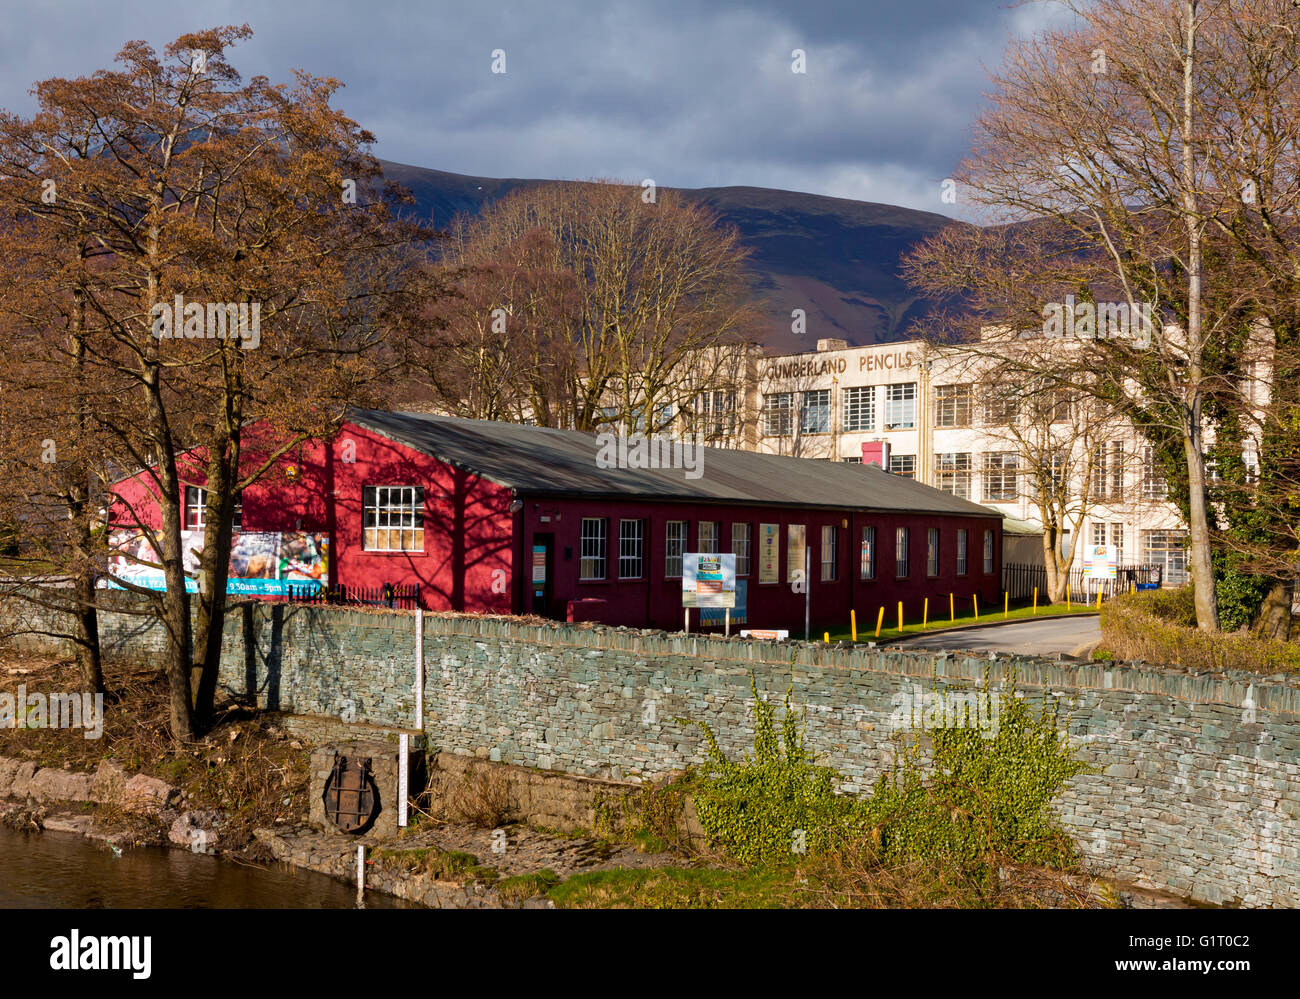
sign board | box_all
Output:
[758,523,779,584]
[105,528,329,595]
[1083,543,1117,581]
[682,553,736,609]
[702,579,747,625]
[531,545,547,584]
[740,629,789,641]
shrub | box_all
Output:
[685,670,1087,879]
[1101,590,1300,673]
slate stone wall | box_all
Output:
[5,595,1297,906]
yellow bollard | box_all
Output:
[1066,583,1071,611]
[824,631,830,643]
[1097,587,1102,609]
[1003,591,1009,618]
[949,592,955,622]
[1033,586,1038,615]
[1131,582,1136,595]
[875,606,884,638]
[973,594,979,620]
[898,601,904,633]
[851,609,857,642]
[923,597,929,629]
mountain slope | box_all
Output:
[380,160,956,350]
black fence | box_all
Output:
[1001,562,1163,601]
[286,582,421,610]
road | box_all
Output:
[894,616,1101,656]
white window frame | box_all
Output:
[618,519,644,579]
[580,517,608,581]
[884,383,917,430]
[363,485,425,552]
[843,386,875,433]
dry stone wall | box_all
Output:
[3,596,1298,906]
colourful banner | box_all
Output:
[105,528,329,595]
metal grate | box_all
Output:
[322,755,379,834]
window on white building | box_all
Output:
[1141,445,1168,498]
[884,383,917,430]
[982,452,1019,501]
[934,384,973,428]
[889,454,916,478]
[764,393,794,436]
[935,452,972,499]
[843,386,875,432]
[800,390,831,434]
[1142,530,1188,586]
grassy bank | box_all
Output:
[1099,589,1300,673]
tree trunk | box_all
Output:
[1183,421,1220,631]
[71,556,103,695]
[191,429,239,733]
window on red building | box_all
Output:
[618,520,644,579]
[731,523,751,576]
[580,518,607,580]
[184,486,206,531]
[363,486,425,552]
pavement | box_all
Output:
[893,615,1101,657]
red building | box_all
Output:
[112,410,1003,633]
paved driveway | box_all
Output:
[893,616,1101,656]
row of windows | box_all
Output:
[764,384,917,435]
[578,518,996,582]
[926,448,1170,503]
[762,382,1076,436]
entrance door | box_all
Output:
[530,534,555,618]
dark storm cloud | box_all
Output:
[0,0,1065,214]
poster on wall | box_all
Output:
[104,529,329,595]
[681,553,736,609]
[758,523,779,584]
[786,524,806,583]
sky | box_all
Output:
[0,0,1072,216]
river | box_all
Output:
[0,826,412,908]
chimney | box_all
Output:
[862,441,891,469]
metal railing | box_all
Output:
[286,582,421,610]
[1001,562,1162,601]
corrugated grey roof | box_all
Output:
[348,410,1002,519]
